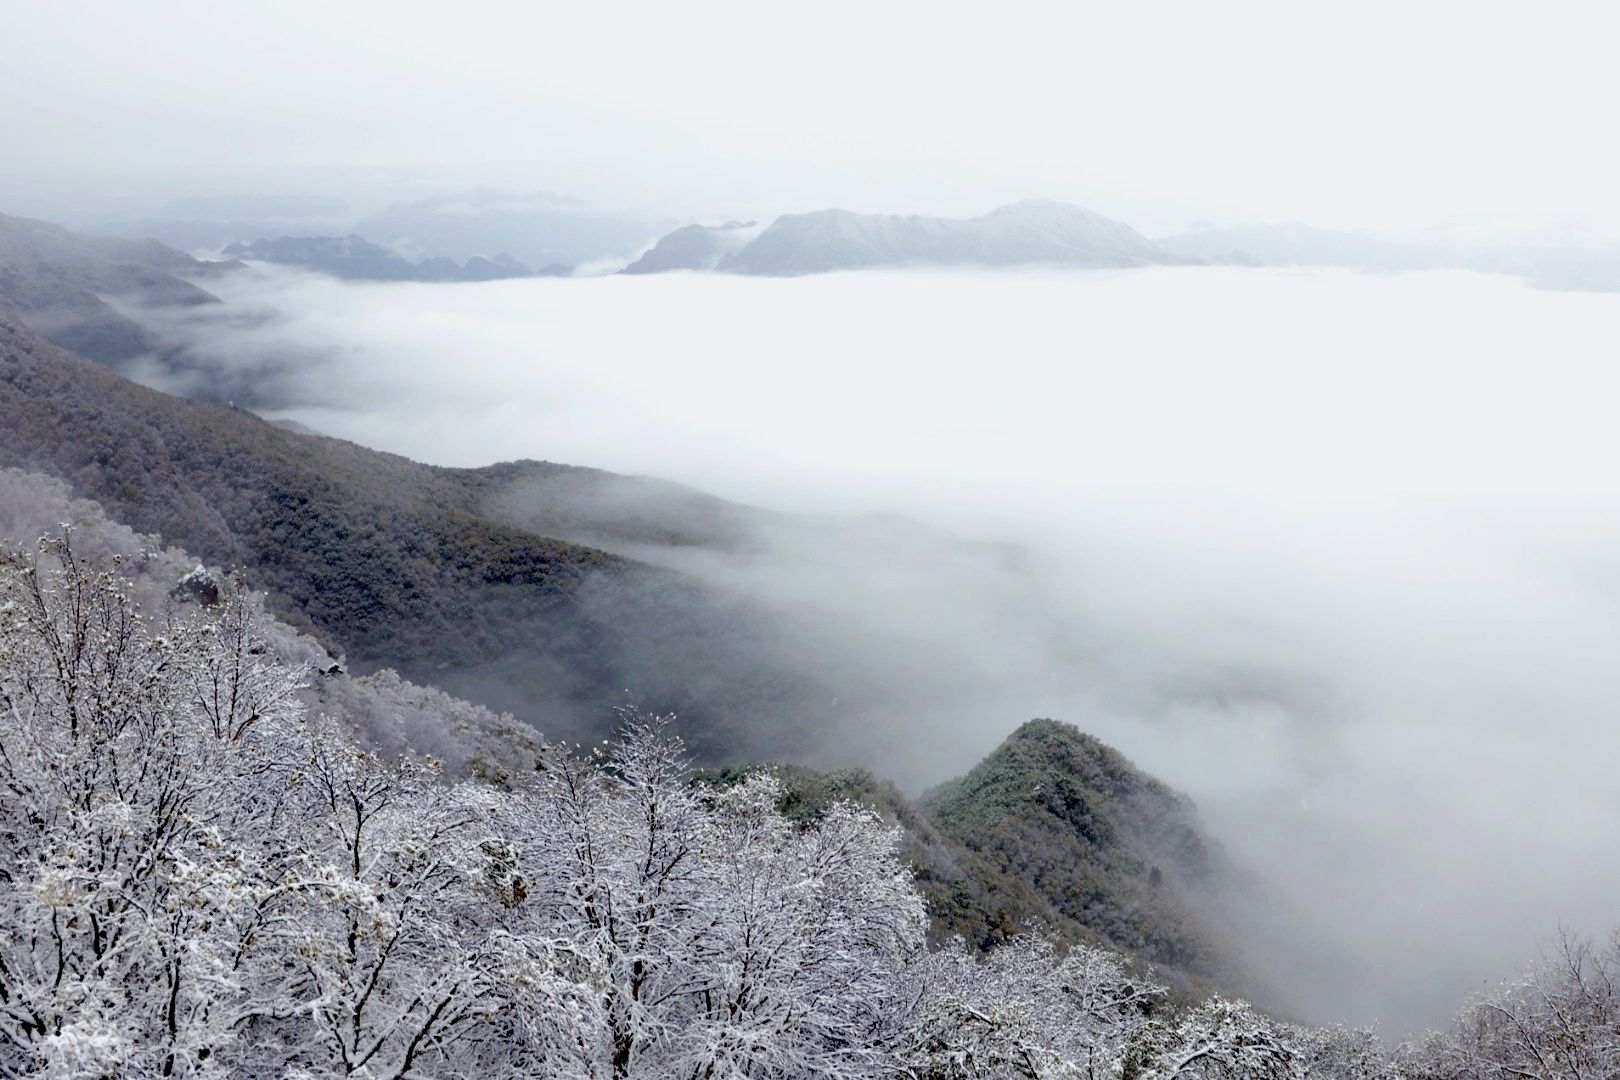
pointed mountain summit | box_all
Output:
[919,719,1259,995]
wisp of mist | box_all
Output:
[145,264,1620,1032]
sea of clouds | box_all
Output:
[137,263,1620,1031]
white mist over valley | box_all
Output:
[135,264,1620,1029]
[6,2,1620,1073]
[156,265,1620,504]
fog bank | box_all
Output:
[138,265,1620,1032]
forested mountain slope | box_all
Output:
[0,467,551,781]
[920,721,1255,989]
[0,210,232,367]
[0,316,842,759]
[0,211,1074,771]
[224,234,556,281]
[4,533,1375,1078]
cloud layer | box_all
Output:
[139,264,1620,1032]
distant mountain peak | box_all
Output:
[224,234,542,282]
[621,219,764,274]
[627,200,1185,276]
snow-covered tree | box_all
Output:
[1402,932,1620,1080]
[889,933,1160,1078]
[501,721,929,1078]
[670,772,926,1078]
[0,533,307,1076]
[1123,996,1298,1080]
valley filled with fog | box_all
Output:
[135,264,1620,1031]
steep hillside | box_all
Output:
[0,316,848,760]
[0,466,551,782]
[0,210,231,366]
[718,200,1185,275]
[621,220,760,273]
[918,720,1265,995]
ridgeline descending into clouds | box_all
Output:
[0,312,874,766]
[620,220,760,273]
[0,210,233,368]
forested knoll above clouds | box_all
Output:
[703,719,1308,1006]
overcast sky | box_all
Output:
[7,0,1620,236]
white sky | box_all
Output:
[7,0,1620,235]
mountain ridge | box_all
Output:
[224,234,571,281]
[0,209,234,368]
[629,200,1189,276]
[0,311,955,766]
